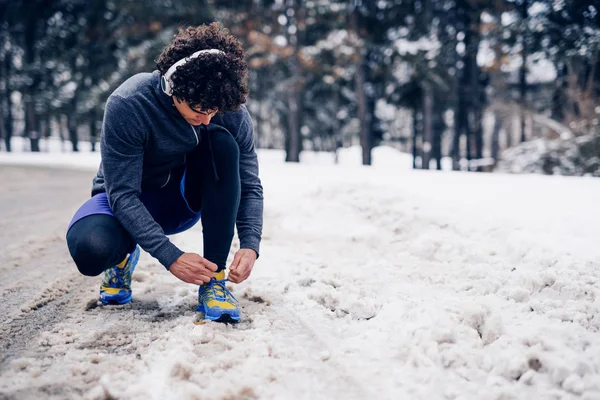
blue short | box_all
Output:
[68,168,202,235]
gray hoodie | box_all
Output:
[91,71,263,268]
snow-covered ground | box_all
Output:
[0,136,415,170]
[1,143,600,400]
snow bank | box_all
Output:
[497,133,600,177]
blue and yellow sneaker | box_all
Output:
[197,270,240,323]
[99,245,141,305]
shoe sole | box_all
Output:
[100,293,132,306]
[206,314,240,324]
[196,307,240,323]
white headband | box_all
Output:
[161,49,225,96]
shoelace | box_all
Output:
[103,267,120,287]
[201,279,238,303]
[103,265,129,288]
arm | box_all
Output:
[223,107,264,283]
[234,107,264,257]
[101,95,183,269]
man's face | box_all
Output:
[173,97,218,126]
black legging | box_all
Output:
[67,127,241,276]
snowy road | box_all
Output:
[1,161,600,400]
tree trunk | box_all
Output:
[41,112,50,152]
[552,64,567,124]
[491,115,501,166]
[519,0,528,143]
[25,95,40,152]
[467,9,483,170]
[90,108,99,152]
[433,110,443,170]
[421,0,437,170]
[454,2,472,170]
[285,54,302,162]
[3,106,12,152]
[0,51,5,151]
[452,106,463,171]
[59,114,67,152]
[454,2,483,171]
[257,100,263,149]
[68,97,79,152]
[43,112,50,138]
[0,103,4,151]
[412,109,420,169]
[255,89,264,149]
[285,75,301,162]
[333,87,342,164]
[422,82,433,169]
[2,48,13,152]
[24,9,40,152]
[454,94,469,171]
[473,108,484,171]
[355,60,370,166]
[506,115,514,148]
[350,7,371,166]
[285,0,301,163]
[469,12,483,171]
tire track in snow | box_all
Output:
[0,272,91,370]
[0,166,94,373]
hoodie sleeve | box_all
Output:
[101,95,184,268]
[233,107,264,257]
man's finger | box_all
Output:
[189,273,210,284]
[229,252,243,270]
[228,269,249,284]
[191,275,207,285]
[236,258,252,276]
[230,266,245,277]
[232,253,247,268]
[202,260,218,272]
[235,273,249,284]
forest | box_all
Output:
[0,0,598,175]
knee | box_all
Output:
[67,228,116,276]
[208,126,239,161]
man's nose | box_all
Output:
[199,114,213,125]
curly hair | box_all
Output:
[156,22,249,112]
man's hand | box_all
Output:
[169,253,218,285]
[228,249,257,284]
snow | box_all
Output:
[497,134,600,177]
[0,137,414,170]
[394,36,441,56]
[506,56,558,85]
[1,141,600,399]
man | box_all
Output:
[66,23,263,323]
